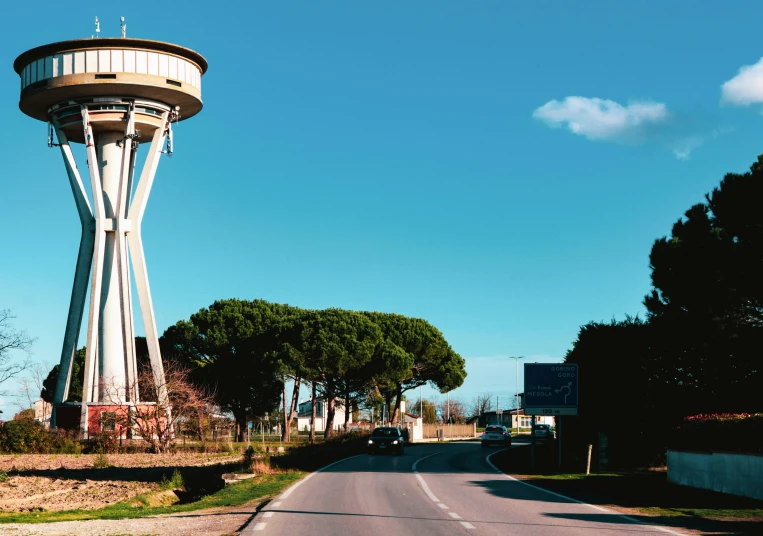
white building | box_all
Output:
[297,397,352,432]
[34,399,52,428]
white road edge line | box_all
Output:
[263,512,274,518]
[279,454,365,499]
[252,522,267,531]
[437,503,449,509]
[485,450,687,536]
[412,453,442,503]
[448,512,462,519]
[460,521,476,529]
[271,501,282,508]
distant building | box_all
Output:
[34,399,52,428]
[466,409,554,429]
[297,397,352,432]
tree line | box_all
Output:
[563,155,763,466]
[41,300,467,443]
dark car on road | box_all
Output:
[367,427,405,455]
[532,424,554,443]
[481,425,512,448]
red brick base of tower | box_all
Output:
[53,402,164,439]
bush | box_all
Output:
[272,431,370,472]
[83,431,118,454]
[0,470,8,483]
[160,469,185,490]
[51,429,83,454]
[670,413,763,454]
[92,453,111,468]
[0,418,54,453]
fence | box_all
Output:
[422,423,476,439]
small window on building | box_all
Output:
[101,411,117,432]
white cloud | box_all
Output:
[671,127,735,161]
[721,58,763,106]
[533,96,668,141]
[672,136,704,160]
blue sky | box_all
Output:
[3,1,763,415]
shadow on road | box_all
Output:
[256,508,678,532]
[544,512,763,536]
[467,478,571,503]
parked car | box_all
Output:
[481,425,512,448]
[367,427,405,455]
[532,424,555,443]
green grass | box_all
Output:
[639,506,763,519]
[527,472,624,480]
[0,471,303,524]
[159,469,185,490]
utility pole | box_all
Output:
[447,391,451,438]
[508,356,527,431]
[496,395,499,425]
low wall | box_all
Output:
[667,449,763,501]
[422,423,476,439]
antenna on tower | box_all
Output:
[120,17,126,38]
[94,16,100,38]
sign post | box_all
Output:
[523,363,579,469]
[523,363,578,415]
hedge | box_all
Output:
[669,413,763,454]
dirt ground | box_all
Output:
[0,453,241,513]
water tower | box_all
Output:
[13,27,207,436]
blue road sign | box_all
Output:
[523,363,578,409]
[435,408,443,416]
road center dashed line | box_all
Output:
[413,452,477,530]
[252,522,267,531]
[414,473,440,503]
[412,453,442,504]
[263,511,274,518]
[271,501,282,508]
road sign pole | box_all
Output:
[515,357,519,428]
[557,416,562,469]
[530,414,536,469]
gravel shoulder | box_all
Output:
[0,500,263,536]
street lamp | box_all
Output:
[508,356,529,431]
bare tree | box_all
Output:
[470,392,494,417]
[0,309,34,395]
[15,363,51,424]
[439,397,467,424]
[103,360,215,453]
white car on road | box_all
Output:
[481,425,512,447]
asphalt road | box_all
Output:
[242,441,682,535]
